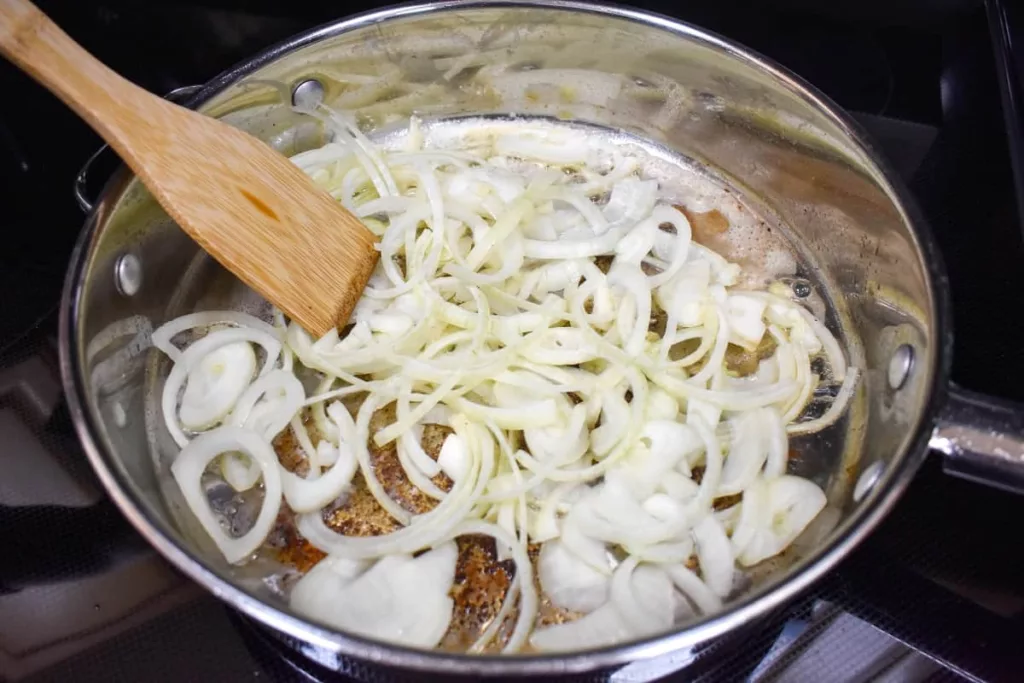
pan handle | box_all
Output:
[930,384,1024,494]
[73,84,202,213]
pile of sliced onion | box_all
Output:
[154,112,859,653]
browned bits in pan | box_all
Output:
[319,401,454,535]
[272,417,310,477]
[273,508,326,572]
[669,337,702,361]
[438,535,514,652]
[724,334,778,376]
[529,543,582,628]
[648,302,668,338]
[323,474,405,537]
[713,493,743,511]
[364,402,442,515]
[676,205,730,244]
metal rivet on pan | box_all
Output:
[291,78,325,109]
[853,461,884,502]
[888,344,914,390]
[792,280,812,298]
[115,253,142,296]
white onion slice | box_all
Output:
[281,442,358,513]
[227,370,305,441]
[664,564,722,614]
[152,311,279,363]
[161,327,282,449]
[717,409,772,497]
[730,475,827,566]
[529,602,632,652]
[438,433,470,481]
[610,558,674,636]
[787,368,860,437]
[537,539,610,614]
[290,542,457,648]
[220,452,262,492]
[692,515,734,598]
[170,425,282,564]
[178,341,256,430]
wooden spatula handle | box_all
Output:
[1,0,381,337]
[0,0,153,147]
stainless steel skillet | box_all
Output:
[59,0,1024,675]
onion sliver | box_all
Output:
[282,441,358,513]
[730,475,827,566]
[692,515,734,598]
[538,539,610,614]
[161,327,283,448]
[178,341,256,430]
[170,425,282,563]
[787,367,860,437]
[664,564,722,614]
[227,370,305,441]
[290,542,457,648]
[152,311,280,363]
[529,602,631,653]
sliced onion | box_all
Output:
[611,559,674,636]
[730,475,827,566]
[290,542,457,648]
[561,503,613,575]
[664,564,723,614]
[438,433,470,481]
[177,341,256,430]
[787,368,860,437]
[153,116,860,654]
[692,515,734,598]
[170,425,282,564]
[161,327,282,448]
[282,441,358,513]
[220,451,262,492]
[538,539,610,614]
[152,311,279,363]
[529,602,632,653]
[227,370,305,441]
[717,409,772,496]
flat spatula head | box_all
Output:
[127,104,379,337]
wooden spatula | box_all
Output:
[0,0,379,337]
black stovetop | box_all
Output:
[1,1,1023,681]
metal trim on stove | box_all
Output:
[829,552,1019,683]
